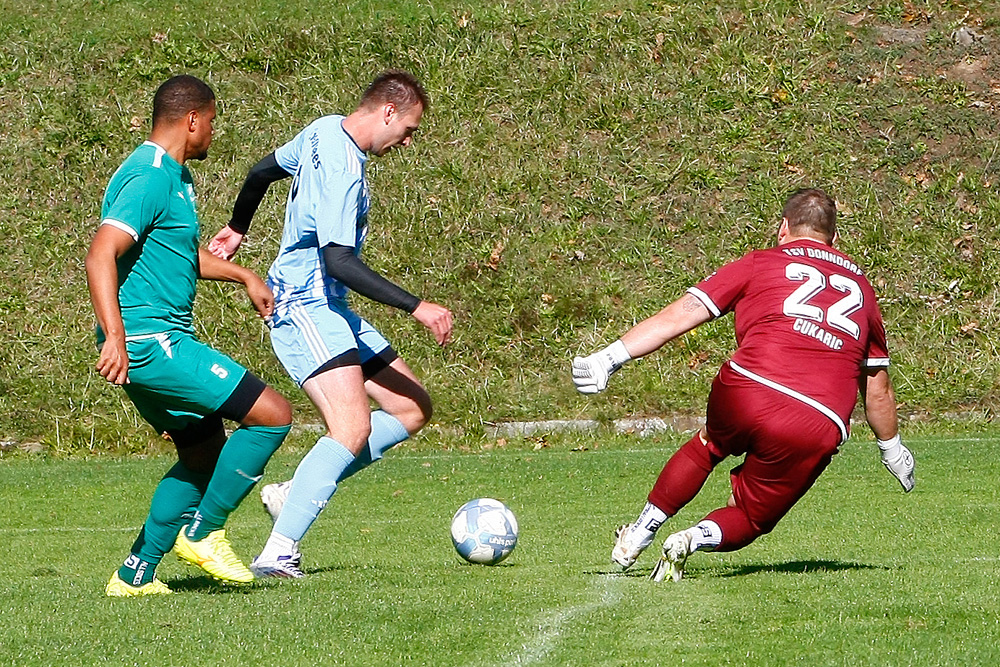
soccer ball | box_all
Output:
[450,498,519,565]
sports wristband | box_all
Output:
[602,340,632,370]
[876,434,901,453]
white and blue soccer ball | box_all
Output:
[450,498,518,565]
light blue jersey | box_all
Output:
[268,115,369,305]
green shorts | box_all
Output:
[121,331,248,434]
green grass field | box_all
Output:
[3,0,1000,663]
[2,430,999,666]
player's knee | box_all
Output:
[268,392,293,426]
[326,421,372,454]
[398,392,432,434]
[411,392,433,432]
[169,417,225,474]
[677,433,716,472]
[244,387,293,427]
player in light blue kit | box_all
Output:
[209,70,452,577]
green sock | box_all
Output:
[123,461,211,583]
[187,424,290,540]
[117,550,159,587]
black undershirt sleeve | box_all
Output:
[228,152,292,234]
[322,244,421,314]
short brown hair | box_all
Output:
[152,75,215,127]
[782,188,837,242]
[358,69,428,113]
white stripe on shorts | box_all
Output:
[728,361,849,444]
[289,302,331,366]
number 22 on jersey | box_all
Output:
[782,262,862,340]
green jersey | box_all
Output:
[99,141,200,341]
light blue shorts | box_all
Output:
[269,297,394,386]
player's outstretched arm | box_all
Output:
[860,368,914,492]
[85,225,135,385]
[197,248,274,319]
[209,152,291,260]
[321,244,453,345]
[619,293,712,358]
[572,293,712,394]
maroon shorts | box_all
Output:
[704,364,843,535]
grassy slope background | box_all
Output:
[1,0,999,452]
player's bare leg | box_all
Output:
[253,365,369,578]
[365,357,432,435]
[259,357,430,521]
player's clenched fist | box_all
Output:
[572,340,632,394]
[96,337,130,385]
[412,301,453,346]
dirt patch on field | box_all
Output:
[948,56,989,82]
[876,26,930,46]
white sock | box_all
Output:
[258,531,299,561]
[631,502,670,544]
[686,520,722,552]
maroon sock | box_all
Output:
[647,433,719,516]
[703,506,760,552]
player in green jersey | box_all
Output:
[86,75,293,596]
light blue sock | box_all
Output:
[338,410,410,482]
[272,436,355,541]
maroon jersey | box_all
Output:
[687,238,889,441]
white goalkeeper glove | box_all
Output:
[877,434,915,493]
[572,340,632,394]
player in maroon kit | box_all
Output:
[572,189,914,582]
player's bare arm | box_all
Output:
[197,248,274,319]
[209,152,291,260]
[619,293,713,359]
[85,225,136,385]
[860,368,898,440]
[572,293,711,394]
[860,367,915,492]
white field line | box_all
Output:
[394,435,997,462]
[486,574,622,667]
[0,526,141,534]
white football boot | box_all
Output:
[650,530,693,582]
[612,523,655,570]
[260,480,292,523]
[250,552,304,579]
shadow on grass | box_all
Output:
[166,574,258,594]
[583,568,653,577]
[587,559,886,580]
[718,560,887,577]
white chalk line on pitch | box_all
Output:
[394,435,997,463]
[0,526,140,534]
[484,574,621,667]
